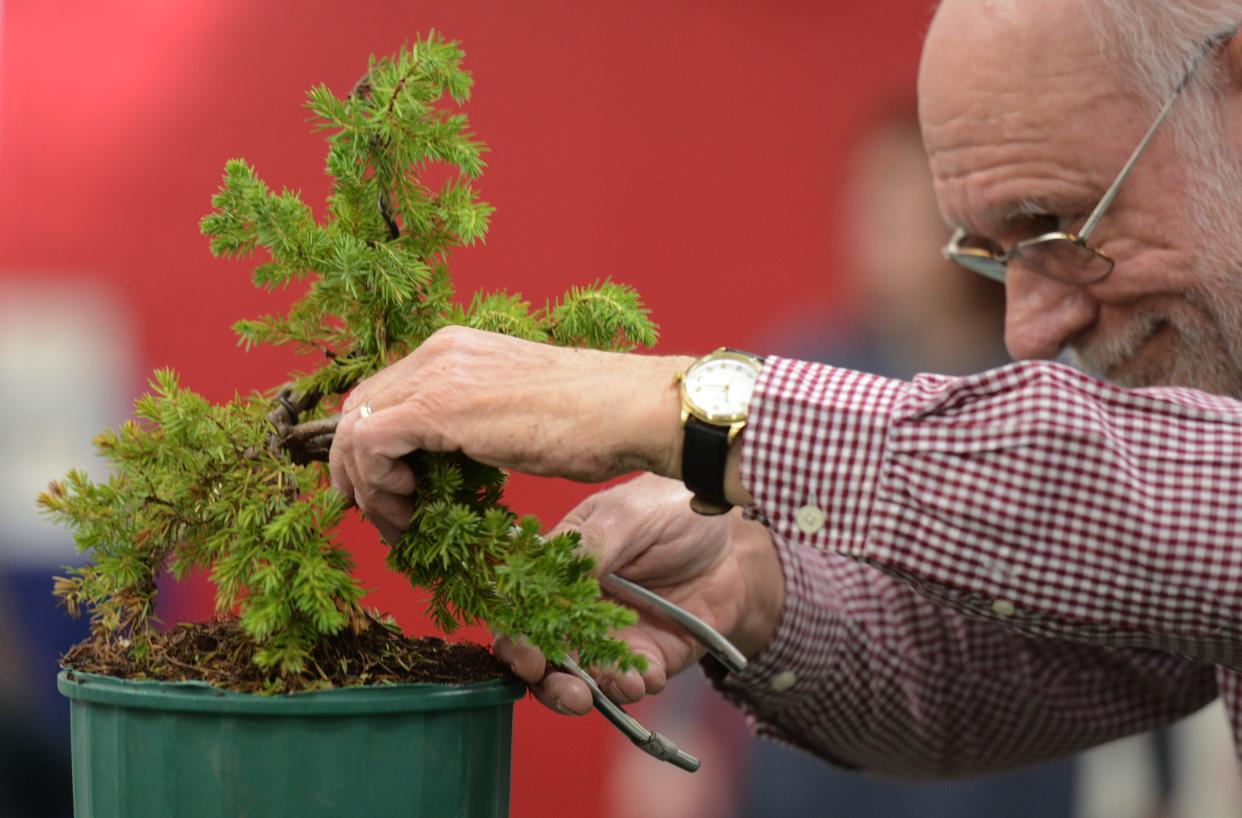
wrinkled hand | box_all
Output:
[329,326,691,543]
[495,473,784,716]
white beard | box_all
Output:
[1066,103,1242,400]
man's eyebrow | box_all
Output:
[1002,197,1054,221]
[945,196,1060,236]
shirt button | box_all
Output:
[795,504,826,534]
[992,599,1016,618]
[770,671,797,692]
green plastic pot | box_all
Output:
[58,669,525,818]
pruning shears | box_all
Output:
[556,573,748,773]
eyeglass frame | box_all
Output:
[941,29,1235,285]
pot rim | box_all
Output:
[57,668,525,716]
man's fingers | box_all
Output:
[530,671,592,716]
[494,635,643,715]
[341,387,368,415]
[328,417,357,506]
[352,407,422,461]
[342,407,424,543]
[494,635,546,683]
[355,489,413,545]
[363,457,416,496]
[493,602,679,709]
[591,667,646,704]
[493,636,593,715]
[592,626,670,700]
[332,402,412,503]
[350,405,454,490]
[341,371,390,415]
[636,649,669,696]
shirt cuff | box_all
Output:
[701,527,859,767]
[741,356,903,557]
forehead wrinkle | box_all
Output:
[928,113,1106,238]
[925,88,1127,179]
[924,99,1050,155]
[922,71,1137,230]
[936,156,1092,237]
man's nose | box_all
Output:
[1003,262,1097,360]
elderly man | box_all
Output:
[330,0,1242,776]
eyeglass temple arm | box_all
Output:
[1078,31,1233,241]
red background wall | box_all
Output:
[0,2,932,815]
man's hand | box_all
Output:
[329,326,692,543]
[495,474,784,715]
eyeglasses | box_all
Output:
[941,31,1234,285]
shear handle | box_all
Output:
[558,656,700,773]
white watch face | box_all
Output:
[684,354,760,422]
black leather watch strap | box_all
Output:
[682,417,732,515]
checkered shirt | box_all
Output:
[714,356,1238,776]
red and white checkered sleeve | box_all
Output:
[707,538,1215,774]
[744,356,1242,663]
[705,355,1239,772]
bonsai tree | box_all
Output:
[37,33,655,693]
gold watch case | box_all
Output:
[677,347,764,442]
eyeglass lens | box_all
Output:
[950,252,1006,282]
[1012,237,1114,285]
[948,235,1114,285]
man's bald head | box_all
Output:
[923,0,1242,220]
[926,0,1241,101]
[919,0,1117,178]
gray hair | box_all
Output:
[1085,1,1240,102]
[1087,1,1242,352]
[1082,2,1242,239]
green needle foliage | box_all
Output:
[38,34,657,691]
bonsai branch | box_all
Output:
[350,66,402,243]
[246,384,339,465]
[265,385,322,452]
[282,414,341,464]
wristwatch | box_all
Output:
[678,348,765,515]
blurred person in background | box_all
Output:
[735,104,1077,818]
[763,103,1006,378]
